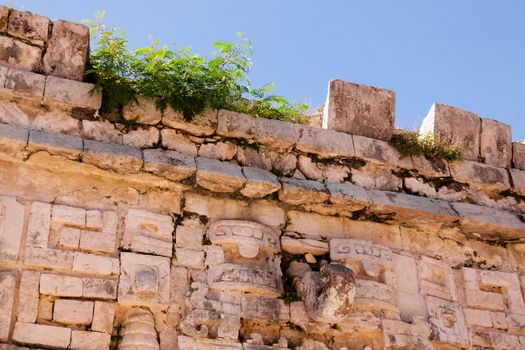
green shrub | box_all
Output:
[389,129,462,161]
[84,11,308,123]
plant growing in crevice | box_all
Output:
[389,129,462,161]
[84,11,309,123]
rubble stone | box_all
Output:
[160,128,198,156]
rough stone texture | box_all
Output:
[70,331,111,350]
[44,76,102,110]
[296,126,354,158]
[198,141,237,161]
[5,67,45,97]
[72,252,119,276]
[0,6,8,32]
[480,118,512,168]
[12,322,71,348]
[122,126,159,148]
[420,103,481,161]
[0,37,42,72]
[0,196,25,262]
[91,301,115,334]
[160,128,198,156]
[241,166,280,198]
[163,107,217,136]
[278,178,328,205]
[353,134,413,168]
[143,148,196,181]
[281,236,329,256]
[40,274,83,297]
[43,20,89,81]
[196,157,246,193]
[217,109,255,139]
[28,129,83,159]
[53,299,94,325]
[513,141,525,170]
[83,139,143,173]
[123,97,162,125]
[7,9,49,46]
[17,271,40,323]
[254,117,302,149]
[449,160,509,187]
[0,270,16,341]
[323,80,395,141]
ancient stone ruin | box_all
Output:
[1,6,525,350]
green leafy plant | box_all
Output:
[84,11,309,123]
[389,129,462,161]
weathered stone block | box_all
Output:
[0,196,25,262]
[122,208,174,257]
[353,134,413,168]
[81,119,121,143]
[123,97,162,125]
[0,6,7,32]
[198,141,237,161]
[72,252,120,276]
[122,126,159,148]
[177,335,243,350]
[241,166,280,198]
[0,122,28,156]
[160,128,198,156]
[17,271,40,323]
[278,178,329,205]
[512,141,525,170]
[196,157,246,193]
[83,139,143,173]
[254,117,302,149]
[511,168,525,193]
[53,299,94,325]
[420,103,481,161]
[163,107,217,136]
[5,67,45,97]
[28,129,83,159]
[449,159,509,187]
[0,37,42,72]
[296,126,354,158]
[70,330,111,350]
[40,273,83,297]
[44,76,101,109]
[0,270,16,341]
[480,118,512,168]
[323,80,395,141]
[281,236,329,256]
[82,278,118,299]
[12,322,71,348]
[175,222,204,250]
[43,20,89,81]
[327,182,371,211]
[217,109,255,139]
[91,301,115,334]
[175,247,205,268]
[24,247,74,270]
[119,252,171,309]
[7,9,49,46]
[143,148,196,181]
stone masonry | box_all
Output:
[2,5,525,350]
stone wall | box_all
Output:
[1,6,525,350]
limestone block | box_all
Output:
[369,190,458,227]
[17,271,40,323]
[160,128,198,155]
[91,301,115,334]
[26,202,50,248]
[198,141,237,161]
[209,220,280,258]
[351,167,402,192]
[120,307,160,350]
[184,193,285,228]
[453,202,525,240]
[463,308,492,328]
[0,270,16,341]
[254,117,302,149]
[53,299,94,325]
[240,166,280,198]
[353,135,413,168]
[119,252,171,309]
[217,109,255,139]
[40,273,82,297]
[272,153,297,176]
[123,97,162,125]
[327,182,371,211]
[480,118,512,167]
[7,9,49,46]
[298,155,323,181]
[241,296,289,324]
[44,76,102,110]
[0,37,42,72]
[207,263,282,297]
[205,245,225,266]
[0,6,7,32]
[122,208,174,257]
[24,247,74,270]
[411,155,450,177]
[0,99,30,126]
[296,263,356,323]
[28,129,83,159]
[143,148,196,181]
[281,236,328,256]
[278,178,329,205]
[512,141,525,170]
[81,119,121,143]
[32,109,81,135]
[0,122,28,157]
[418,255,457,301]
[12,322,71,348]
[510,168,525,193]
[175,248,205,268]
[38,297,54,321]
[83,139,143,173]
[296,126,354,158]
[381,319,432,350]
[196,157,246,193]
[478,270,525,314]
[163,107,217,136]
[392,254,418,294]
[79,231,116,254]
[489,332,521,350]
[82,277,118,299]
[43,20,89,81]
[450,159,509,188]
[420,103,481,161]
[0,196,25,262]
[462,268,506,312]
[426,296,468,346]
[70,330,111,350]
[237,147,273,171]
[72,252,120,276]
[5,67,45,97]
[175,220,204,250]
[122,126,160,148]
[177,335,242,350]
[323,80,395,141]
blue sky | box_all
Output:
[7,1,525,140]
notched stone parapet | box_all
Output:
[480,117,512,168]
[323,79,395,141]
[295,263,356,323]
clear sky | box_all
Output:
[6,0,525,140]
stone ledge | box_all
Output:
[1,122,524,241]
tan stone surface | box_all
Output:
[40,273,83,297]
[0,196,25,262]
[70,330,111,350]
[53,299,94,325]
[123,97,162,125]
[0,37,42,72]
[163,107,217,136]
[122,126,160,148]
[72,252,120,276]
[160,128,198,156]
[7,9,49,46]
[512,141,525,170]
[12,322,71,348]
[5,67,45,97]
[217,109,255,139]
[82,277,118,299]
[17,271,40,323]
[196,157,246,193]
[296,126,354,158]
[198,141,237,161]
[0,270,16,341]
[279,178,328,205]
[44,77,102,110]
[91,301,115,334]
[143,148,196,181]
[480,117,512,168]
